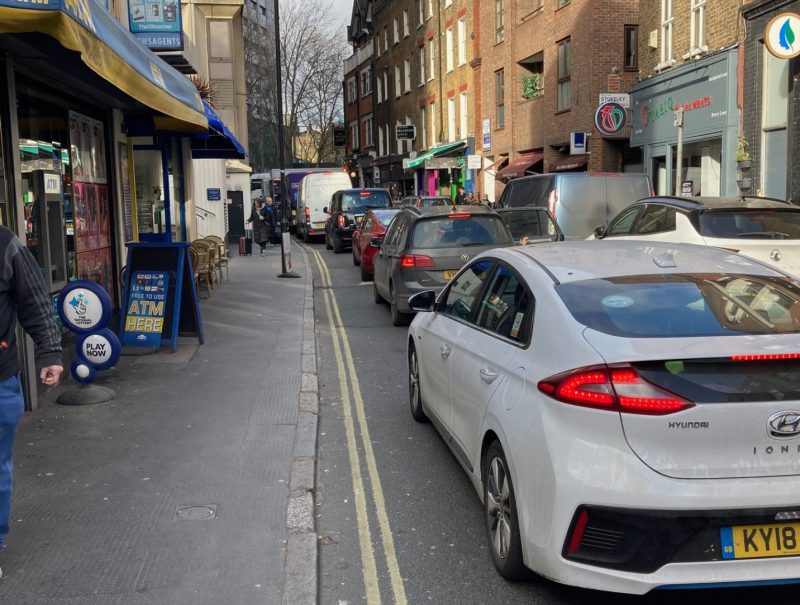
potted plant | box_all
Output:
[522,74,543,100]
[735,135,752,171]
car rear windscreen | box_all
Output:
[499,209,557,239]
[556,273,800,337]
[421,197,452,207]
[374,210,400,226]
[502,177,555,208]
[411,215,514,248]
[699,210,800,239]
[342,191,391,211]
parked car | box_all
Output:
[296,171,353,241]
[352,208,400,281]
[372,205,515,326]
[398,195,454,208]
[496,172,653,239]
[406,239,800,594]
[593,196,800,276]
[324,188,392,253]
[495,207,563,244]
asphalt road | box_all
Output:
[305,239,798,605]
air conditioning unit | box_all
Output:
[649,30,658,49]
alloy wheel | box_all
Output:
[486,456,512,559]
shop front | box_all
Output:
[404,141,467,197]
[630,48,740,197]
[0,0,207,406]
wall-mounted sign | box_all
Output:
[681,180,694,196]
[207,188,221,201]
[765,13,800,59]
[396,125,416,140]
[128,0,183,50]
[482,118,491,151]
[599,93,630,109]
[594,102,628,136]
[570,132,586,155]
[425,157,464,170]
[467,155,482,169]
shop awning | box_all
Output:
[551,157,588,172]
[0,0,207,132]
[484,156,508,172]
[404,141,466,170]
[496,152,543,180]
[191,102,247,160]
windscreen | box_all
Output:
[411,215,513,248]
[556,273,800,338]
[501,177,555,208]
[699,210,800,239]
[342,190,391,211]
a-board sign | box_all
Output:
[119,243,204,350]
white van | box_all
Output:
[297,172,353,241]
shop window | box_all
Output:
[495,69,505,128]
[624,25,638,70]
[557,38,571,112]
[495,0,505,43]
[761,47,789,199]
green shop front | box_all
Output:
[630,48,740,197]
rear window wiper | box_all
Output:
[736,231,791,239]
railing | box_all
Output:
[344,39,374,74]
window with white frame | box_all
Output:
[350,121,359,150]
[393,18,399,44]
[376,38,381,57]
[420,106,427,149]
[428,38,435,80]
[419,45,426,84]
[404,58,411,92]
[363,115,374,147]
[376,76,383,103]
[395,65,401,98]
[459,91,468,139]
[430,101,436,145]
[660,0,673,66]
[384,72,389,100]
[447,97,456,141]
[457,18,467,66]
[360,68,372,96]
[378,125,385,156]
[347,77,357,103]
[446,27,454,72]
[403,9,410,36]
[428,0,433,20]
[690,0,706,52]
[495,69,505,126]
[496,0,505,44]
[418,0,423,25]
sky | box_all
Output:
[328,0,352,27]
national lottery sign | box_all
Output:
[594,102,628,136]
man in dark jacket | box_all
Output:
[0,226,62,578]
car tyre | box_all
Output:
[360,263,371,282]
[483,441,526,581]
[333,233,344,254]
[325,231,333,250]
[373,281,385,304]
[352,247,360,266]
[390,284,410,327]
[408,344,428,423]
[302,227,310,243]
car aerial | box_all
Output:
[352,208,400,281]
[594,196,800,276]
[372,205,515,326]
[398,195,454,208]
[325,188,392,253]
[495,207,563,244]
[406,240,800,594]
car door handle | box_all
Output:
[480,367,499,384]
[439,345,452,358]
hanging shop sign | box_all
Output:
[594,102,628,136]
[482,118,491,151]
[396,125,417,140]
[128,0,183,50]
[467,155,482,170]
[599,93,630,109]
[765,13,800,59]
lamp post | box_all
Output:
[274,0,300,278]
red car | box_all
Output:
[352,208,400,281]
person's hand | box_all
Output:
[40,365,63,386]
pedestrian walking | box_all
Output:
[247,199,271,256]
[465,192,476,205]
[0,226,63,579]
[262,197,276,247]
[455,186,467,205]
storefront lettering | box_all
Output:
[641,95,713,128]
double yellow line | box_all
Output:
[305,245,408,605]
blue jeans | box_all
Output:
[0,375,24,548]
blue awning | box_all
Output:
[0,0,206,131]
[190,101,247,160]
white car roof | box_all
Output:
[495,240,785,284]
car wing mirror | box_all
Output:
[593,225,606,239]
[408,290,436,313]
[323,207,328,214]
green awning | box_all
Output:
[404,141,466,170]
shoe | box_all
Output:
[260,250,265,257]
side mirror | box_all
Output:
[593,225,606,239]
[323,207,328,214]
[369,236,384,247]
[408,290,436,313]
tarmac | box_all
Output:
[0,243,319,605]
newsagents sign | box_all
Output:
[630,50,737,147]
[128,0,183,50]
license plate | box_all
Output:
[721,523,800,559]
[313,222,326,228]
[443,270,457,280]
[355,215,364,222]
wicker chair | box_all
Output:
[203,235,229,282]
[192,239,219,290]
[189,245,213,297]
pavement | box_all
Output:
[0,243,319,605]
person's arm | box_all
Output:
[9,239,63,384]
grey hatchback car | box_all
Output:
[373,205,515,325]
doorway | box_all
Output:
[227,190,245,243]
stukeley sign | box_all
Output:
[630,49,738,147]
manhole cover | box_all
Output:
[174,504,217,521]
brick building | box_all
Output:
[476,0,641,202]
[344,0,377,186]
[630,0,746,197]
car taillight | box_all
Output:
[304,207,310,222]
[400,254,435,268]
[548,188,557,216]
[337,215,346,228]
[537,365,693,415]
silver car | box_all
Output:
[372,205,515,326]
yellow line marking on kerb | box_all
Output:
[309,246,408,605]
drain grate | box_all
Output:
[173,504,218,521]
